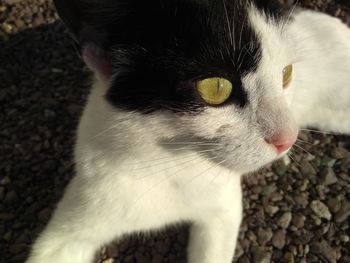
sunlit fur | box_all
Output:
[285,10,350,133]
[26,2,350,263]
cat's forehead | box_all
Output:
[82,1,282,44]
[101,0,283,74]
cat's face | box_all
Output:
[55,0,298,174]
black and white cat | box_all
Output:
[27,0,350,262]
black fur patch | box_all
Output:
[55,0,285,113]
[252,0,287,16]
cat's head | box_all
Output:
[55,0,299,174]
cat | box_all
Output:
[26,0,350,262]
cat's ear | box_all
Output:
[53,0,113,82]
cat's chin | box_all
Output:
[214,155,277,175]
[223,144,293,175]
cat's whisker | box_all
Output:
[126,161,202,206]
[93,139,224,148]
[236,41,258,69]
[292,32,335,45]
[120,154,210,186]
[184,158,226,188]
[159,145,222,150]
[159,141,222,146]
[290,145,304,156]
[299,128,340,135]
[295,32,350,50]
[89,119,135,139]
[119,149,216,170]
[293,143,313,156]
[130,155,220,206]
[131,155,204,179]
[293,73,350,84]
[281,0,299,33]
[231,13,236,52]
[127,153,199,167]
[238,11,248,51]
[296,138,313,145]
[173,147,219,154]
[287,151,302,168]
[194,160,228,196]
[296,45,350,54]
[222,0,233,47]
[73,143,218,168]
[206,159,228,189]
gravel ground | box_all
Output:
[1,0,349,262]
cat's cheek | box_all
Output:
[182,107,243,139]
[214,136,275,173]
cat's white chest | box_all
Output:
[76,147,241,232]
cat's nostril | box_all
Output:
[265,134,297,154]
[273,141,295,154]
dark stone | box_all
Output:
[277,212,292,229]
[257,228,273,246]
[321,167,338,185]
[335,200,350,223]
[272,229,286,249]
[251,246,272,263]
[291,214,306,229]
[310,240,337,263]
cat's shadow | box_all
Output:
[0,21,187,263]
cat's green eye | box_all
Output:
[196,77,233,105]
[283,64,293,88]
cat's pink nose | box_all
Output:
[265,133,297,154]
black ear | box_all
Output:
[53,0,113,81]
[53,0,109,47]
[53,0,81,42]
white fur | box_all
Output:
[285,10,350,133]
[26,6,350,263]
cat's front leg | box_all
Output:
[188,213,242,263]
[187,188,242,263]
[26,177,122,263]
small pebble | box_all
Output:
[272,229,286,249]
[266,205,279,215]
[277,212,292,229]
[310,200,332,220]
[321,167,338,185]
[257,228,273,246]
[310,240,337,263]
[335,200,350,223]
[291,214,305,229]
[251,246,271,263]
